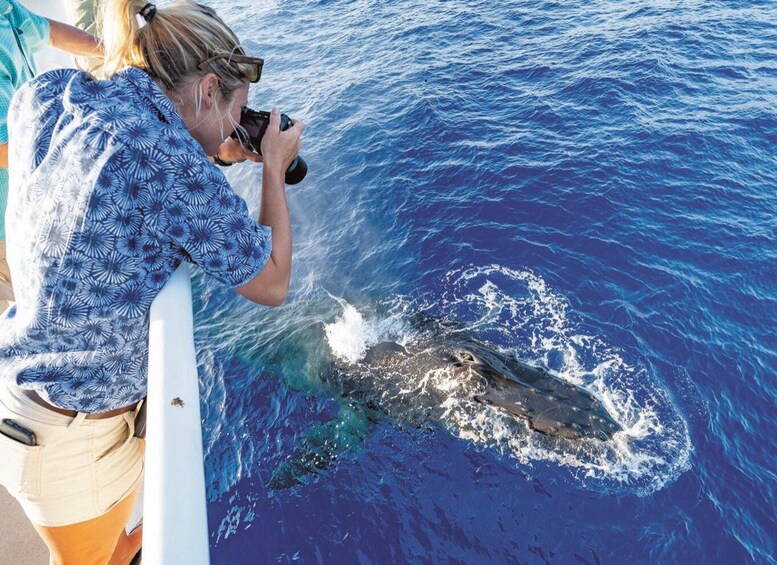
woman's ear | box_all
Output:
[200,73,220,109]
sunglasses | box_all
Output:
[197,54,264,83]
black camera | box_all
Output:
[231,107,307,185]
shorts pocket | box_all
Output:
[95,414,135,462]
[95,416,143,513]
[0,430,43,498]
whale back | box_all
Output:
[348,338,621,442]
[454,341,622,441]
[362,341,409,365]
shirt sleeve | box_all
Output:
[0,75,12,143]
[145,142,272,288]
[12,0,50,54]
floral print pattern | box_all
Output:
[0,67,271,412]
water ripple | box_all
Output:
[196,0,777,562]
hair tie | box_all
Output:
[139,3,157,22]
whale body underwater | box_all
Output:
[356,339,622,441]
[267,335,623,488]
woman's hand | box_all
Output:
[260,108,305,176]
[214,137,262,165]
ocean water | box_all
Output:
[191,0,776,562]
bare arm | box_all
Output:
[47,19,102,58]
[0,22,99,172]
[236,109,304,306]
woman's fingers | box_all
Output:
[216,137,262,164]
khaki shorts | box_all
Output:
[0,382,144,527]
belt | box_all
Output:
[23,390,139,420]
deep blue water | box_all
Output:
[192,0,776,562]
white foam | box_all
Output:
[323,295,413,364]
[324,303,375,363]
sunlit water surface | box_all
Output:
[187,0,776,562]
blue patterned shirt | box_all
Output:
[0,67,271,412]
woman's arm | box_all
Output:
[0,143,7,169]
[47,19,102,58]
[237,109,304,306]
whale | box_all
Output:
[359,339,622,441]
[268,334,622,489]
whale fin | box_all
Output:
[268,401,374,490]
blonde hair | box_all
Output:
[100,0,254,99]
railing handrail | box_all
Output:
[146,264,210,564]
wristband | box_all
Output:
[213,154,233,167]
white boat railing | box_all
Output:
[146,264,210,565]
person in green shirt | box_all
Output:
[0,0,101,313]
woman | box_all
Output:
[0,0,303,563]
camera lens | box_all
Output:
[285,156,307,185]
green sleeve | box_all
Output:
[11,0,50,54]
[0,74,13,143]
